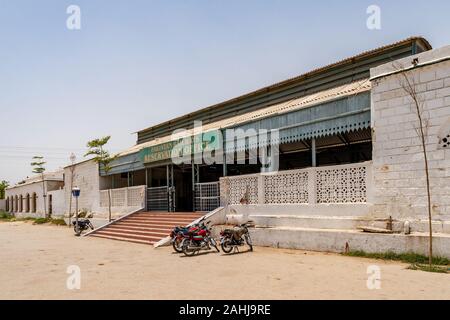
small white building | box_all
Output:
[5,171,65,218]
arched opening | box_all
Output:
[11,196,14,212]
[31,193,37,213]
[19,195,23,212]
[48,194,53,216]
[14,196,18,213]
[25,194,30,212]
[5,197,9,212]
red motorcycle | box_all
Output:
[181,220,219,256]
[170,224,201,253]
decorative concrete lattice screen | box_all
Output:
[315,165,367,203]
[264,170,309,204]
[100,186,145,208]
[227,176,259,205]
[220,162,371,205]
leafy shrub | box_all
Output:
[50,219,66,226]
[33,218,50,224]
[0,210,13,220]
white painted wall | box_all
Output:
[64,160,143,220]
[0,199,5,211]
[371,45,450,223]
[47,189,65,217]
[5,177,64,218]
[64,160,101,217]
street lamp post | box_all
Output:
[68,153,76,226]
[72,187,80,236]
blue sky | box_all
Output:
[1,0,450,184]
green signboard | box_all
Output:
[139,131,220,164]
[140,140,177,164]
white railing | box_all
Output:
[99,185,146,208]
[220,161,372,205]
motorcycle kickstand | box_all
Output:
[233,246,240,253]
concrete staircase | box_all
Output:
[88,212,204,245]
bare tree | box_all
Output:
[396,62,433,268]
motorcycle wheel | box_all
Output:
[245,234,253,251]
[182,239,197,257]
[210,238,220,252]
[172,237,184,253]
[73,225,81,236]
[220,238,233,254]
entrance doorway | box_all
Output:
[173,165,193,212]
[145,162,224,213]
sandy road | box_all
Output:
[0,221,448,300]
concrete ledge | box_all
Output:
[250,227,450,259]
[227,203,375,218]
[250,215,375,230]
[249,214,450,234]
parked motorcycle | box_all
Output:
[181,220,219,256]
[220,223,253,253]
[170,225,198,253]
[170,217,207,253]
[72,218,94,236]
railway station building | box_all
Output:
[7,36,450,257]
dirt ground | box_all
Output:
[0,221,449,300]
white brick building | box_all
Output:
[5,171,65,218]
[371,45,450,233]
[5,38,450,256]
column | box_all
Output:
[311,138,317,167]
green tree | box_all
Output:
[85,136,117,222]
[0,180,9,199]
[31,156,47,218]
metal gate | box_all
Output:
[194,182,220,212]
[147,186,176,211]
[147,186,168,211]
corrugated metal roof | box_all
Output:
[136,36,430,138]
[118,79,371,156]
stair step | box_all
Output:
[108,224,173,233]
[101,227,169,237]
[117,221,187,229]
[135,213,203,217]
[88,211,205,246]
[117,220,192,227]
[90,234,154,245]
[134,215,202,219]
[123,217,199,223]
[94,230,162,242]
[121,220,195,226]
